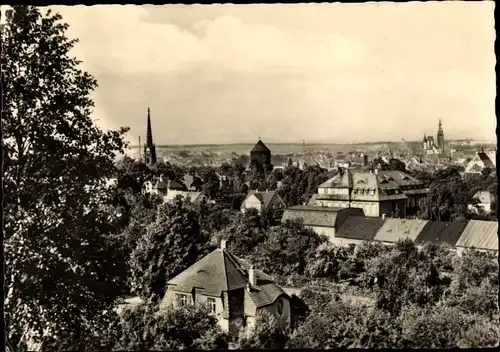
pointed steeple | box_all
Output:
[146,107,154,148]
[437,118,443,135]
[144,107,157,165]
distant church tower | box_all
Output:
[250,137,272,171]
[143,107,157,166]
[437,118,444,152]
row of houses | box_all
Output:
[282,205,498,253]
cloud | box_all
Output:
[53,5,367,76]
[2,4,496,144]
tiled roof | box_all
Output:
[374,218,429,243]
[376,170,422,187]
[455,220,498,251]
[414,221,468,247]
[319,173,352,188]
[337,216,386,241]
[243,190,281,209]
[251,139,271,153]
[281,206,363,227]
[167,249,286,307]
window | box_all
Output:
[176,293,189,307]
[277,298,284,316]
[207,297,217,313]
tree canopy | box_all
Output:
[3,5,129,348]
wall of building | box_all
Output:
[308,226,336,242]
[350,201,379,217]
[242,199,263,213]
[258,296,291,330]
[329,237,367,247]
[379,199,407,218]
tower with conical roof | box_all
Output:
[143,107,157,165]
[437,118,444,153]
[250,137,272,171]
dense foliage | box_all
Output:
[130,197,204,301]
[3,6,129,348]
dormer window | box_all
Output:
[387,177,394,182]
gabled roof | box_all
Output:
[376,170,422,187]
[337,216,386,241]
[251,139,271,153]
[167,249,286,307]
[414,221,468,247]
[455,220,498,251]
[374,218,428,243]
[243,190,281,209]
[281,206,363,227]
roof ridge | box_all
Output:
[224,250,248,278]
[220,249,230,292]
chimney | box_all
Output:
[249,265,256,286]
[381,214,386,220]
[374,168,378,175]
[220,239,227,250]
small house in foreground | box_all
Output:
[160,241,290,335]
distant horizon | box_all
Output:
[127,138,496,149]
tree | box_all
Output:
[288,300,399,349]
[113,303,228,350]
[398,305,500,348]
[130,197,203,301]
[368,240,450,315]
[214,208,267,257]
[237,310,290,349]
[251,220,326,284]
[3,6,129,348]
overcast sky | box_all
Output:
[23,3,500,144]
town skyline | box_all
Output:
[44,2,494,145]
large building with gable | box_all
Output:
[307,169,428,218]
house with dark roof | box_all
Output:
[241,190,285,214]
[281,206,364,242]
[307,169,427,218]
[160,241,290,335]
[414,221,468,249]
[373,218,428,245]
[334,216,386,247]
[455,220,498,255]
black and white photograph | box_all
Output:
[2,1,498,350]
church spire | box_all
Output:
[144,107,157,165]
[146,107,154,148]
